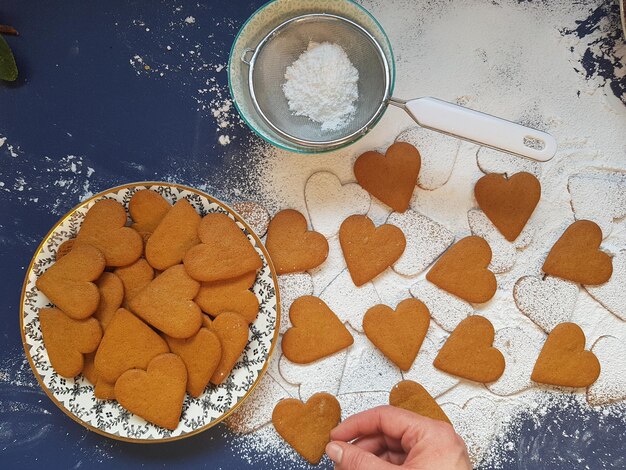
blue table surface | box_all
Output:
[1,1,625,469]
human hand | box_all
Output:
[325,405,471,469]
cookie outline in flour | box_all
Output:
[395,126,461,190]
[387,209,455,276]
[475,147,542,178]
[410,280,473,332]
[587,335,626,406]
[304,171,371,238]
[513,275,579,333]
[467,209,518,274]
[584,249,626,322]
[277,273,314,334]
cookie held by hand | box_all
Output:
[183,213,263,282]
[531,322,600,387]
[354,142,421,212]
[75,199,143,267]
[272,392,341,465]
[542,220,613,285]
[474,172,541,242]
[426,236,497,303]
[265,209,329,274]
[39,307,102,378]
[363,298,430,371]
[389,380,451,424]
[339,215,406,286]
[115,353,187,430]
[36,243,106,320]
[282,296,353,364]
[434,316,505,383]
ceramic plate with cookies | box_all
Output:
[20,183,280,442]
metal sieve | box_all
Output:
[242,13,557,161]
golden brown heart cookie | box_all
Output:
[531,322,600,387]
[542,220,613,285]
[56,238,75,260]
[354,142,421,212]
[95,379,116,400]
[36,243,106,320]
[265,209,329,274]
[74,199,143,267]
[183,213,263,282]
[363,298,430,371]
[194,271,259,323]
[39,307,102,378]
[339,215,406,286]
[474,172,541,241]
[426,236,497,303]
[129,189,171,233]
[92,272,124,329]
[94,308,169,383]
[166,327,222,397]
[115,353,187,430]
[145,198,201,271]
[282,296,354,364]
[114,258,154,306]
[389,380,451,424]
[272,392,341,465]
[128,264,202,339]
[210,312,249,385]
[433,315,505,383]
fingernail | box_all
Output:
[326,442,343,463]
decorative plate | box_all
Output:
[20,183,280,442]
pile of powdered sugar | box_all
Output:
[283,42,359,131]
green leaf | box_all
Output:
[0,34,18,82]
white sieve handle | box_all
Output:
[399,97,557,162]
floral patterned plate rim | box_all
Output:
[20,182,280,443]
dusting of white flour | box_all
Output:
[283,42,359,131]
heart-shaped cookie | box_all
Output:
[166,327,222,397]
[115,353,187,430]
[74,199,143,267]
[272,392,341,465]
[39,307,102,378]
[363,298,430,371]
[389,380,451,424]
[282,296,354,364]
[474,172,541,242]
[354,142,421,212]
[183,213,263,282]
[114,258,155,307]
[531,322,600,387]
[339,215,406,286]
[92,273,124,329]
[585,249,626,321]
[128,264,202,338]
[210,312,249,385]
[36,243,106,320]
[129,189,171,233]
[94,308,169,383]
[434,316,505,383]
[145,198,201,271]
[265,209,329,274]
[426,236,497,303]
[543,220,613,285]
[195,271,259,323]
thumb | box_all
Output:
[326,441,397,470]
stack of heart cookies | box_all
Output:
[35,190,264,430]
